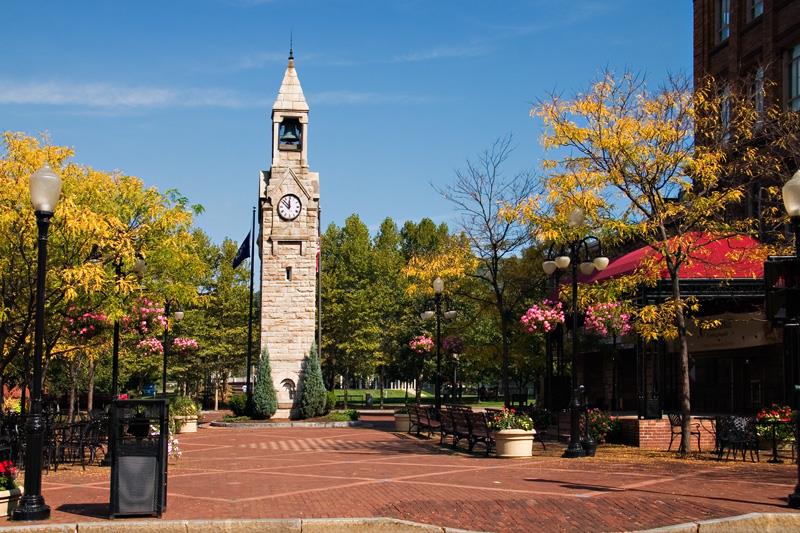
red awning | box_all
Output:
[581,232,764,284]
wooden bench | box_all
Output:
[439,406,456,445]
[409,404,439,438]
[451,407,473,449]
[467,411,494,455]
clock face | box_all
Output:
[277,194,302,220]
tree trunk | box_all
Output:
[68,359,78,423]
[671,274,693,455]
[501,323,511,408]
[343,369,349,409]
[86,358,95,412]
[379,367,384,409]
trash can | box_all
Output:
[109,399,168,518]
[365,393,373,408]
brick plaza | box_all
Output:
[10,414,800,532]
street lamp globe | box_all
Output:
[555,256,571,270]
[568,207,585,227]
[29,163,62,213]
[593,257,610,271]
[173,310,185,322]
[433,277,444,294]
[579,262,595,276]
[444,310,457,320]
[420,310,435,321]
[782,169,800,217]
[132,256,147,276]
[542,260,557,275]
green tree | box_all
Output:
[299,342,326,418]
[252,347,277,419]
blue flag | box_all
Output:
[232,232,251,269]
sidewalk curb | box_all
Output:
[634,512,800,532]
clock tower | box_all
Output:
[259,51,320,418]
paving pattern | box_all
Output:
[9,414,800,532]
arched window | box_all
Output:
[281,379,296,400]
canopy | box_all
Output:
[581,232,764,284]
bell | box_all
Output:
[279,122,300,144]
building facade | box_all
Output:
[259,53,320,418]
[694,0,800,109]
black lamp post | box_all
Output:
[110,256,146,399]
[542,208,608,459]
[781,170,800,508]
[421,277,457,412]
[161,302,184,397]
[13,163,63,521]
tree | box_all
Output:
[252,347,277,419]
[436,136,537,406]
[299,342,326,418]
[525,71,772,453]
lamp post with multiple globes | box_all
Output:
[421,277,457,412]
[541,208,608,458]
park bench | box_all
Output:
[408,404,439,438]
[439,406,456,445]
[466,411,494,455]
[451,406,473,449]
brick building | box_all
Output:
[694,0,800,109]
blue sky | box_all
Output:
[3,0,692,244]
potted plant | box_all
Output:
[0,460,21,517]
[488,408,535,458]
[394,406,411,432]
[584,408,614,456]
[171,396,200,433]
[756,404,795,451]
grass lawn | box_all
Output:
[331,389,507,410]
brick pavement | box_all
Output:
[6,414,800,532]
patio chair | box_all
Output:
[722,415,759,462]
[667,412,701,452]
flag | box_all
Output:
[232,232,251,269]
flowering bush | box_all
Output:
[137,337,163,355]
[65,309,109,340]
[409,335,434,354]
[488,408,533,431]
[124,298,167,335]
[442,335,464,354]
[520,300,565,333]
[0,460,18,490]
[584,302,632,337]
[150,425,181,460]
[756,404,796,442]
[587,408,614,443]
[171,337,199,356]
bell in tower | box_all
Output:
[279,118,302,151]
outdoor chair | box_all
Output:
[716,415,759,462]
[667,412,701,452]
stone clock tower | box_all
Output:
[259,51,319,418]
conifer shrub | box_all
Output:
[251,347,277,419]
[298,343,326,419]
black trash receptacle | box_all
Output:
[109,399,168,518]
[365,393,373,408]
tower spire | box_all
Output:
[288,32,294,67]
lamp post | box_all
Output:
[161,302,184,397]
[421,277,457,412]
[13,163,62,521]
[782,170,800,508]
[541,208,608,459]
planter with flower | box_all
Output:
[583,302,632,340]
[394,405,411,432]
[520,300,565,334]
[409,335,434,354]
[488,408,535,457]
[170,395,200,434]
[756,404,796,451]
[0,460,21,517]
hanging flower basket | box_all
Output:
[520,300,565,333]
[137,337,163,356]
[124,298,167,335]
[409,335,434,354]
[65,309,109,341]
[584,302,632,338]
[171,337,199,357]
[442,335,464,354]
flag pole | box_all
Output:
[246,206,256,409]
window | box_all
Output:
[791,45,800,111]
[285,266,293,281]
[749,0,764,21]
[720,86,731,141]
[278,118,302,151]
[717,0,730,43]
[754,66,765,118]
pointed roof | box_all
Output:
[273,53,309,112]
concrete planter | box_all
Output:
[494,429,535,458]
[0,486,22,517]
[394,413,411,432]
[174,415,198,433]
